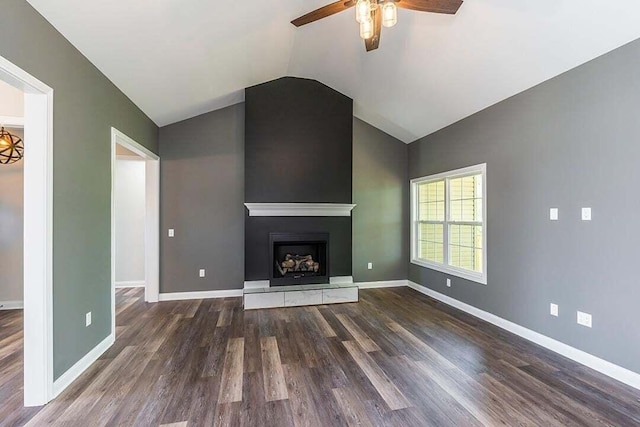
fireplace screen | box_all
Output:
[269,232,329,286]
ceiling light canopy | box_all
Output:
[0,127,24,165]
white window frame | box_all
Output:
[410,163,487,285]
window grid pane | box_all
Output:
[418,180,445,221]
[448,224,482,272]
[418,223,443,263]
[449,174,483,222]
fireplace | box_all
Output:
[269,232,329,286]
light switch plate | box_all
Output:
[168,229,175,237]
[550,208,558,221]
[86,312,92,327]
[446,278,451,288]
[367,262,373,270]
[550,303,558,317]
[581,208,592,221]
[199,269,206,278]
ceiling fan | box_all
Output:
[291,0,463,52]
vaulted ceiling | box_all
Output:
[26,0,640,142]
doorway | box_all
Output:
[111,128,160,337]
[0,55,54,407]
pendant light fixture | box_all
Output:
[0,127,24,164]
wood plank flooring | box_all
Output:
[2,286,640,426]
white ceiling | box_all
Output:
[26,0,640,142]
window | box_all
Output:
[411,164,487,284]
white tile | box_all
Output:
[244,292,284,310]
[284,290,323,307]
[323,287,358,304]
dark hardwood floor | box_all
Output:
[2,286,640,426]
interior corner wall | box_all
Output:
[159,104,245,293]
[353,118,408,282]
[408,37,640,375]
[0,0,159,379]
[0,128,24,303]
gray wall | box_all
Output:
[0,129,24,303]
[0,0,159,379]
[159,104,245,292]
[409,38,640,375]
[353,119,408,282]
[159,104,409,292]
[245,77,352,204]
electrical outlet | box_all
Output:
[581,208,592,221]
[168,229,175,237]
[86,312,92,327]
[549,208,559,221]
[199,269,206,278]
[446,278,451,288]
[577,311,592,328]
[550,303,559,317]
[367,262,373,270]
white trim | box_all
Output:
[111,127,160,344]
[407,280,640,391]
[52,333,115,398]
[159,289,244,301]
[244,280,270,289]
[244,203,357,217]
[115,281,145,288]
[0,115,24,128]
[0,54,55,406]
[357,280,408,289]
[0,301,24,310]
[116,154,145,161]
[410,163,487,285]
[330,276,354,284]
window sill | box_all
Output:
[411,259,487,285]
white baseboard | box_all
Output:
[407,280,640,391]
[158,289,243,301]
[357,280,408,289]
[52,333,115,398]
[115,281,145,288]
[0,301,23,310]
[244,280,269,289]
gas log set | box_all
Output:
[276,254,320,276]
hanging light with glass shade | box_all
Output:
[381,1,397,27]
[355,0,371,23]
[0,127,24,164]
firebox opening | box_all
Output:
[269,232,329,286]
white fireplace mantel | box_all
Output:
[244,203,357,217]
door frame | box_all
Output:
[110,128,160,336]
[0,55,54,406]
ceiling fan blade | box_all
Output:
[396,0,463,14]
[365,6,382,52]
[291,0,356,27]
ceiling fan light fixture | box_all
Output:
[382,1,397,27]
[359,16,374,39]
[355,0,371,23]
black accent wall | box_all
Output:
[245,77,353,280]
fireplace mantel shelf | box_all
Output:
[244,203,357,217]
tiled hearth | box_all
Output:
[243,282,358,310]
